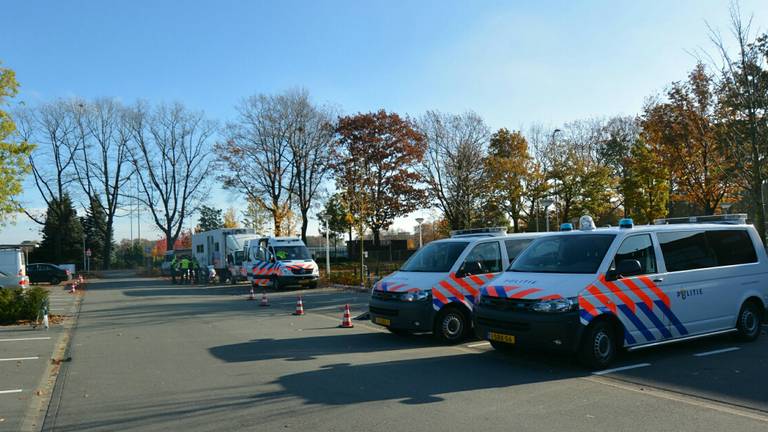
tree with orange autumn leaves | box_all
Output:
[332,110,427,248]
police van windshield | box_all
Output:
[509,234,615,274]
[400,241,469,272]
[273,246,311,261]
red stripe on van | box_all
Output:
[598,274,636,314]
[586,285,617,315]
[637,275,670,308]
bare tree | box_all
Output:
[216,89,334,239]
[70,99,133,268]
[708,3,768,241]
[286,91,336,242]
[14,100,79,225]
[418,110,490,230]
[127,102,215,250]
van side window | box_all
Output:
[657,231,717,272]
[611,234,657,275]
[707,230,757,266]
[461,242,502,275]
[504,239,533,262]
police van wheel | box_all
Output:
[578,320,616,370]
[434,308,469,344]
[735,301,762,342]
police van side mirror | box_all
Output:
[607,259,642,281]
[457,261,482,278]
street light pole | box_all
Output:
[325,218,330,280]
[415,217,424,249]
[541,199,554,232]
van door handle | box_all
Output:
[652,277,664,283]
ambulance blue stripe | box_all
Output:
[617,304,650,343]
[637,303,672,339]
[654,300,689,336]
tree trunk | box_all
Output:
[300,213,308,243]
[372,228,381,249]
[103,230,113,270]
[511,212,520,233]
[165,232,175,251]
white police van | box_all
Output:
[473,214,768,369]
[244,237,320,289]
[369,228,548,343]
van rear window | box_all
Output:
[706,230,757,266]
[657,230,757,272]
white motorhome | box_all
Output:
[244,237,319,289]
[0,247,28,289]
[474,215,768,369]
[191,228,259,283]
[0,247,26,277]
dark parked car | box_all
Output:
[27,263,72,285]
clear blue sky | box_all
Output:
[2,0,767,243]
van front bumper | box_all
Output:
[473,304,582,352]
[369,295,435,332]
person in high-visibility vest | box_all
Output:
[179,257,191,284]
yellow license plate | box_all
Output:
[488,332,516,344]
[373,317,391,326]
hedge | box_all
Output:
[0,287,49,325]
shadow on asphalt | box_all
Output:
[209,332,444,362]
[259,351,586,405]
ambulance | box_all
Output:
[473,215,768,369]
[244,237,320,289]
[368,228,548,343]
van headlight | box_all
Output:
[401,290,430,302]
[531,297,578,313]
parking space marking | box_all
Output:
[0,337,51,342]
[693,347,741,357]
[466,342,491,348]
[592,363,651,375]
[0,356,39,362]
[0,389,23,395]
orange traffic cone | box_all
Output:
[247,287,256,301]
[339,304,354,328]
[293,296,305,316]
[69,283,76,294]
[260,291,270,307]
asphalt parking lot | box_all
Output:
[0,284,80,432]
[2,278,767,431]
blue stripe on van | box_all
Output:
[579,309,595,324]
[617,304,652,343]
[654,300,689,336]
[637,303,673,339]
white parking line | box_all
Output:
[693,347,741,357]
[592,363,651,375]
[466,342,491,348]
[0,337,51,342]
[0,356,39,362]
[0,389,23,395]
